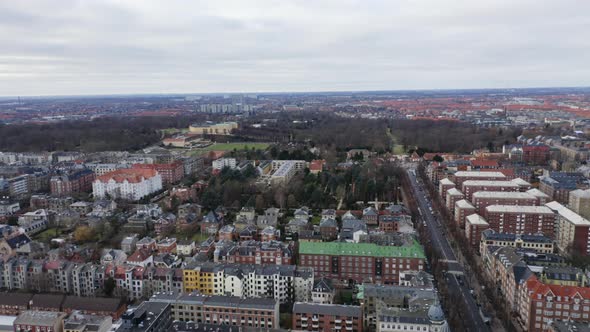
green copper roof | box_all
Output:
[299,241,426,259]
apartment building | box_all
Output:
[298,241,426,286]
[546,201,590,256]
[150,292,279,329]
[452,170,506,188]
[480,229,554,256]
[132,161,184,185]
[292,302,363,332]
[483,205,556,238]
[461,179,522,201]
[92,168,163,201]
[50,169,95,197]
[465,214,490,247]
[454,199,475,227]
[472,191,539,216]
[569,189,590,219]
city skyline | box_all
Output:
[1,0,589,96]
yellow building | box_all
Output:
[189,122,238,135]
[182,264,223,295]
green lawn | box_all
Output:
[188,142,270,155]
[34,228,63,242]
[311,215,322,225]
[386,128,406,155]
[191,232,212,243]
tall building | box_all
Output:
[483,205,556,237]
[569,189,590,219]
[546,201,590,256]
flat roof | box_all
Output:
[446,188,463,196]
[299,241,426,259]
[472,191,535,199]
[455,199,475,209]
[462,180,520,187]
[466,214,488,225]
[526,188,550,198]
[439,178,454,185]
[485,205,554,214]
[546,201,590,226]
[454,171,506,178]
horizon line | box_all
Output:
[1,85,590,100]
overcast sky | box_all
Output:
[0,0,589,96]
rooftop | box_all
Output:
[546,201,590,226]
[299,240,425,259]
[462,180,520,187]
[454,171,506,178]
[96,168,158,183]
[485,205,554,214]
[472,191,536,199]
[466,214,488,225]
[455,199,475,209]
[293,302,361,317]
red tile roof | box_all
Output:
[471,159,499,168]
[526,275,590,299]
[96,169,158,184]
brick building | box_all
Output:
[132,161,184,185]
[454,199,475,227]
[452,170,506,188]
[546,201,590,256]
[471,191,539,216]
[298,241,426,286]
[445,188,464,211]
[50,169,95,197]
[483,205,556,238]
[518,275,590,331]
[461,179,522,201]
[522,143,550,165]
[292,302,362,332]
[465,214,489,247]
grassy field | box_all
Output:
[387,128,406,155]
[191,232,212,243]
[34,228,63,242]
[189,142,270,155]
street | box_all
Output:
[406,168,491,332]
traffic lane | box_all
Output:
[447,275,489,331]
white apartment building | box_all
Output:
[212,158,237,170]
[92,169,162,201]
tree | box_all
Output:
[104,277,116,297]
[432,155,444,162]
[73,226,96,243]
[287,194,298,208]
[255,195,265,210]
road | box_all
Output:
[406,168,491,332]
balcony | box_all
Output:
[335,319,342,324]
[312,316,319,322]
[345,326,353,331]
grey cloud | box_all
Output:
[0,0,588,95]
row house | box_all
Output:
[183,262,313,303]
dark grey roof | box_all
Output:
[293,302,361,317]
